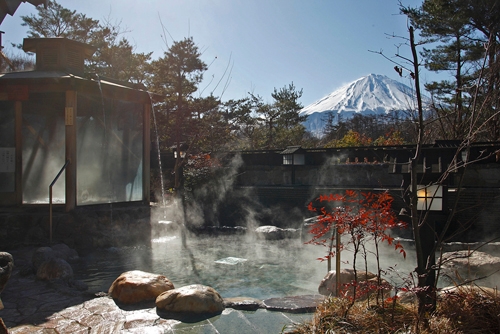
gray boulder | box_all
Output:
[440,250,500,284]
[318,268,390,299]
[255,225,299,240]
[223,297,263,311]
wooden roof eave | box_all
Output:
[0,73,153,104]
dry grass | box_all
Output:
[288,285,500,333]
[431,285,500,333]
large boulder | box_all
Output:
[0,252,13,311]
[155,284,224,314]
[440,250,500,283]
[51,243,79,262]
[318,268,390,298]
[32,244,79,273]
[109,270,174,304]
[36,257,73,281]
[0,252,13,293]
[32,246,55,272]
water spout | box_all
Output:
[148,93,167,218]
[93,73,115,223]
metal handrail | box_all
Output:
[49,160,70,244]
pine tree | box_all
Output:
[148,37,208,191]
[403,0,483,140]
[20,0,152,83]
[253,83,307,149]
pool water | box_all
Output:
[73,232,327,300]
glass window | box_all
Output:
[294,154,305,165]
[417,185,443,211]
[283,153,305,165]
[22,93,66,203]
[77,94,143,205]
[0,101,15,192]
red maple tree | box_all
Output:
[307,190,407,307]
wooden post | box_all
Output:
[143,103,151,204]
[65,91,77,211]
[336,228,341,296]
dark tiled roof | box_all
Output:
[280,146,304,155]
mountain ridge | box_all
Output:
[300,74,428,136]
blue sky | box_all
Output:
[1,0,433,106]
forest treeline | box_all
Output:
[4,0,500,153]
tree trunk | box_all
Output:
[409,26,437,316]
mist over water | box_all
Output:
[75,218,419,300]
[143,149,417,297]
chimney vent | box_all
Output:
[23,38,96,75]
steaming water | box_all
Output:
[73,231,419,299]
[74,233,329,299]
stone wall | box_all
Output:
[0,204,151,253]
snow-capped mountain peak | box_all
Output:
[300,74,427,136]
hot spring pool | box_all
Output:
[73,232,328,300]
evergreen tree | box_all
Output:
[254,82,307,149]
[403,0,500,141]
[221,98,259,150]
[147,37,208,190]
[403,0,483,140]
[272,82,307,129]
[20,0,152,83]
[462,0,500,140]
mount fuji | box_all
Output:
[300,74,429,136]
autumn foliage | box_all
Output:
[307,190,407,260]
[307,190,407,307]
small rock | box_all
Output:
[109,270,174,304]
[223,297,263,311]
[263,295,325,313]
[156,284,224,314]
